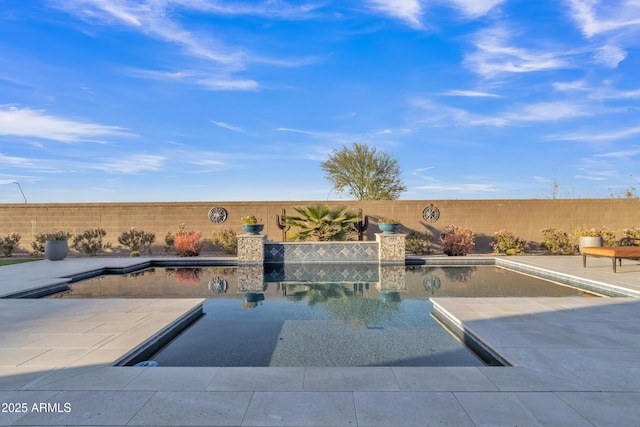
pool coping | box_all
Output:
[2,255,640,426]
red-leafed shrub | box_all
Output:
[440,225,475,256]
[173,224,202,257]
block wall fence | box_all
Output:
[0,199,638,254]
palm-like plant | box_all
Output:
[286,205,359,241]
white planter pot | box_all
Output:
[45,240,69,261]
[579,236,603,254]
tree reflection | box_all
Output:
[283,283,400,327]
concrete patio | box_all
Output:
[1,255,640,426]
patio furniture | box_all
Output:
[582,238,640,273]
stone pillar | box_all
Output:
[376,233,405,265]
[237,234,266,265]
[237,265,265,292]
[378,265,406,291]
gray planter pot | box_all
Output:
[579,236,603,254]
[45,240,69,261]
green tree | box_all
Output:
[286,204,359,241]
[321,143,407,200]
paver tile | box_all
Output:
[129,391,252,426]
[303,367,399,391]
[126,367,219,391]
[354,391,474,427]
[13,390,155,426]
[243,392,356,426]
[455,391,594,427]
[208,367,303,391]
[392,366,497,391]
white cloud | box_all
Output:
[445,0,505,18]
[91,154,166,173]
[553,80,590,91]
[442,90,502,97]
[414,183,497,193]
[53,0,243,65]
[212,121,245,133]
[54,0,323,73]
[589,85,640,100]
[595,148,640,158]
[170,0,323,19]
[0,107,135,143]
[593,44,627,67]
[365,0,425,29]
[412,98,591,127]
[0,153,37,168]
[502,102,591,123]
[124,68,260,91]
[465,27,571,77]
[548,126,640,142]
[567,0,640,38]
[196,77,259,91]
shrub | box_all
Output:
[130,250,141,257]
[0,232,21,257]
[164,231,175,254]
[71,228,110,255]
[211,228,238,254]
[173,268,202,285]
[491,230,527,255]
[573,225,617,246]
[286,205,359,241]
[378,218,400,224]
[540,227,575,255]
[440,225,475,256]
[405,231,431,255]
[623,227,640,240]
[31,231,73,254]
[173,224,202,257]
[241,215,259,225]
[118,227,156,254]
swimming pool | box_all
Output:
[48,264,599,367]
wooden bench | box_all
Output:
[582,238,640,273]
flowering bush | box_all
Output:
[118,227,156,254]
[164,230,175,254]
[378,218,400,224]
[241,215,259,225]
[491,230,527,255]
[440,225,475,256]
[623,227,640,240]
[71,228,110,255]
[211,228,237,254]
[405,230,431,255]
[31,231,73,254]
[540,227,575,255]
[573,225,616,246]
[173,268,202,285]
[0,232,21,257]
[173,224,202,256]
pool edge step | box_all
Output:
[114,303,204,367]
[430,299,512,367]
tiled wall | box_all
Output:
[264,263,380,283]
[264,241,379,263]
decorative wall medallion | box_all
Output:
[208,206,228,224]
[208,276,228,294]
[421,204,440,223]
[423,276,441,295]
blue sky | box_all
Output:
[1,0,639,203]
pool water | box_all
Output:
[49,265,598,367]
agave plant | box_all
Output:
[286,205,359,241]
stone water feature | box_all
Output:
[237,233,405,265]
